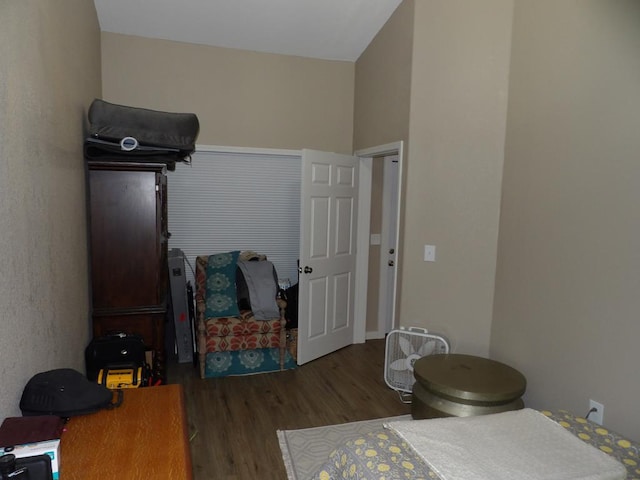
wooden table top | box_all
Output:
[60,384,192,480]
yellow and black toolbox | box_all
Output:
[85,332,150,388]
[97,365,145,389]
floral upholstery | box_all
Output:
[195,254,286,379]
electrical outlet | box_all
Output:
[589,399,604,425]
[424,245,436,262]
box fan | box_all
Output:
[384,327,449,400]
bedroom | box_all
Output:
[1,0,639,475]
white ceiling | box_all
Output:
[93,0,403,62]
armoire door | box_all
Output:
[89,163,167,311]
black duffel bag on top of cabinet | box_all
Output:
[84,332,148,383]
[84,98,200,170]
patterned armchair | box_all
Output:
[195,252,287,379]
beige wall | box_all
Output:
[353,0,414,151]
[492,0,640,441]
[85,1,640,442]
[401,0,513,355]
[0,0,101,416]
[101,33,354,153]
[355,0,414,328]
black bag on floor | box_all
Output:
[20,369,122,417]
[85,332,147,382]
[284,283,299,329]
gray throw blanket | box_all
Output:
[237,260,280,320]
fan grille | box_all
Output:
[384,329,449,393]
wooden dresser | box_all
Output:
[87,161,169,379]
[60,385,192,479]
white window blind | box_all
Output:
[167,147,301,287]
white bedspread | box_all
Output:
[386,408,627,480]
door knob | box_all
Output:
[388,260,394,267]
[389,248,395,254]
[304,266,313,274]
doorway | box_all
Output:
[297,144,403,362]
[354,141,404,342]
[379,154,399,335]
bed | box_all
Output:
[311,409,639,480]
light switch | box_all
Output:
[370,233,381,245]
[424,245,436,262]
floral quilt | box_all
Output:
[311,410,639,480]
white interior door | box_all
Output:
[297,149,359,364]
[379,155,400,334]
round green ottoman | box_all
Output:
[412,353,526,419]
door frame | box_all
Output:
[353,141,404,343]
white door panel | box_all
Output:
[298,149,358,364]
[333,272,351,329]
[307,277,328,338]
[310,197,330,258]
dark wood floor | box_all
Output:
[167,339,410,479]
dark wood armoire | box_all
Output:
[87,161,168,379]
